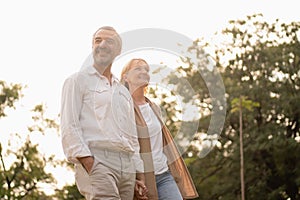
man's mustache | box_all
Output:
[94,46,111,54]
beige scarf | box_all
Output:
[133,97,199,200]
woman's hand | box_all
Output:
[134,179,148,200]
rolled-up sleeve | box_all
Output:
[60,74,91,163]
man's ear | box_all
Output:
[123,73,128,82]
[116,47,121,56]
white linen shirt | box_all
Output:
[60,65,143,172]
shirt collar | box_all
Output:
[86,65,99,75]
[86,65,119,84]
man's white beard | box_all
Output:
[93,55,113,72]
[93,46,114,68]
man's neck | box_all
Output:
[94,64,113,84]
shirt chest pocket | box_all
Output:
[86,88,111,109]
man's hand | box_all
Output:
[77,156,94,174]
[134,179,148,200]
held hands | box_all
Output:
[134,179,148,200]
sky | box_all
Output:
[0,0,299,195]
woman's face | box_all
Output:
[126,60,150,90]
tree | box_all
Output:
[0,81,83,199]
[0,81,23,117]
[161,14,300,199]
[0,137,54,200]
[231,96,260,200]
[0,102,57,199]
[53,183,84,200]
[52,162,84,199]
[217,14,300,200]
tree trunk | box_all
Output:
[239,96,245,200]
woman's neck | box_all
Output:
[131,87,146,105]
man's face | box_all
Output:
[92,29,121,68]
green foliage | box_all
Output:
[147,86,182,137]
[231,96,260,113]
[52,184,84,200]
[0,136,54,199]
[0,82,82,199]
[160,14,300,199]
[0,81,23,118]
[28,104,59,133]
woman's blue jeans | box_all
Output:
[155,170,183,200]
